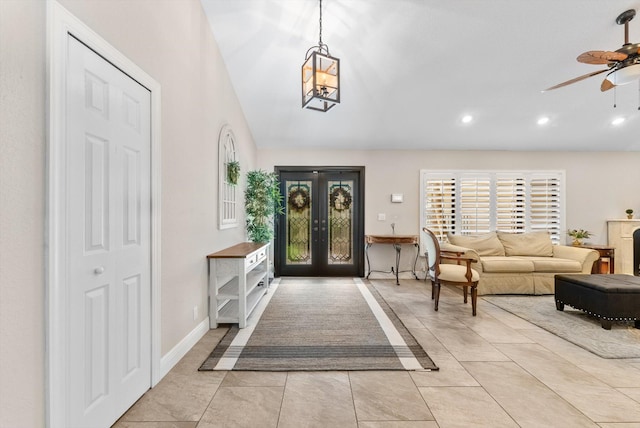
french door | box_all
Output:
[275,167,364,277]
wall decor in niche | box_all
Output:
[226,160,240,185]
[218,125,238,229]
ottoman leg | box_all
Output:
[555,300,564,311]
[601,319,612,330]
[635,319,640,329]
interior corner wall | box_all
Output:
[0,1,46,426]
[0,0,256,425]
[258,149,640,274]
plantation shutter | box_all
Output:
[496,175,526,232]
[422,174,456,241]
[421,170,564,244]
[459,175,491,234]
[529,174,562,243]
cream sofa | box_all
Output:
[439,231,599,295]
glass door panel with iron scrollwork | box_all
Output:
[285,179,313,266]
[327,179,353,265]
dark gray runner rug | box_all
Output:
[199,278,438,371]
[483,295,640,359]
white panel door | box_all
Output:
[66,35,151,428]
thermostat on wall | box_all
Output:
[391,193,403,203]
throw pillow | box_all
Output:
[447,231,505,256]
[497,231,553,257]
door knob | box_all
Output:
[94,266,105,275]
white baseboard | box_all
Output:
[158,317,210,380]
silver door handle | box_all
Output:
[94,266,105,275]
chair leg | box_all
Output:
[434,281,441,311]
[463,286,468,303]
[431,279,435,300]
[471,285,478,316]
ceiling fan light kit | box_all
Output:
[301,0,340,112]
[605,63,640,86]
[544,9,640,94]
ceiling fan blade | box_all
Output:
[577,50,628,64]
[601,78,616,91]
[542,69,609,92]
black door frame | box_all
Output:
[274,166,365,277]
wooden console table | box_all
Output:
[581,244,615,274]
[207,242,269,328]
[365,235,419,285]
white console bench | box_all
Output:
[206,242,269,328]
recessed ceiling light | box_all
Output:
[461,115,473,124]
[537,116,550,126]
[611,117,625,126]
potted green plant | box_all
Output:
[244,170,284,242]
[567,229,591,246]
[626,208,634,219]
[226,160,240,185]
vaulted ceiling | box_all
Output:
[200,0,640,151]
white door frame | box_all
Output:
[46,2,162,426]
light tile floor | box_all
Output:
[114,279,640,428]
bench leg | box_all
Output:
[555,300,564,311]
[601,319,612,330]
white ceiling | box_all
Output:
[200,0,640,151]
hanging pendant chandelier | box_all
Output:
[301,0,340,112]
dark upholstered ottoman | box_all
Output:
[555,274,640,330]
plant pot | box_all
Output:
[572,238,583,246]
[627,214,634,219]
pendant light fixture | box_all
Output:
[301,0,340,112]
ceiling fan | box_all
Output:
[544,9,640,92]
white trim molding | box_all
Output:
[159,318,210,378]
[46,2,162,426]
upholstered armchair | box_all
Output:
[421,228,480,316]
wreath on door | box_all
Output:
[330,187,352,211]
[288,188,310,212]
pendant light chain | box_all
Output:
[318,0,323,47]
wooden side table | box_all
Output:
[581,244,615,274]
[365,235,419,285]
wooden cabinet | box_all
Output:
[607,220,640,275]
[207,242,269,328]
[582,244,615,274]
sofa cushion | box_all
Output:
[480,256,534,273]
[497,231,553,257]
[447,232,505,256]
[515,256,582,273]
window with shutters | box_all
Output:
[420,170,564,243]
